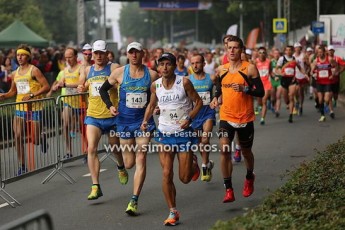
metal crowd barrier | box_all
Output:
[0,98,56,207]
[0,209,54,230]
[0,93,114,207]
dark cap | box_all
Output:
[158,52,176,64]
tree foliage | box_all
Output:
[39,0,77,44]
[118,0,345,47]
[0,0,345,47]
[0,0,51,40]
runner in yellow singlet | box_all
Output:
[53,48,87,160]
[0,44,50,175]
[77,40,128,200]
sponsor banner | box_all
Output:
[139,1,212,11]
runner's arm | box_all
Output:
[141,83,157,131]
[184,78,203,120]
[0,78,17,100]
[99,68,121,109]
[245,64,264,98]
[31,67,50,97]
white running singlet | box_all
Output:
[155,75,193,133]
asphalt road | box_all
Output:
[0,97,344,230]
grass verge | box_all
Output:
[212,136,345,230]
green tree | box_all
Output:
[0,0,51,40]
[119,2,150,40]
[38,0,77,44]
[118,1,345,48]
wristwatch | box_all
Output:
[185,115,193,123]
[243,86,250,94]
[29,93,34,98]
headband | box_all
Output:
[17,49,31,56]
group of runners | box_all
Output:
[242,42,344,124]
[0,33,343,226]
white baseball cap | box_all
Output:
[328,45,335,51]
[92,40,107,52]
[127,42,142,52]
[82,43,92,50]
[294,42,302,48]
[306,47,313,52]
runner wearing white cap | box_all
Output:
[99,41,159,216]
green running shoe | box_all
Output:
[125,200,138,216]
[87,185,103,200]
[118,169,128,185]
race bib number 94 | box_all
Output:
[161,107,186,124]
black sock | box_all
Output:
[246,169,254,179]
[131,195,139,203]
[117,164,125,170]
[93,184,100,189]
[319,102,324,115]
[202,166,207,175]
[224,177,232,189]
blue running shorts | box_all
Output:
[84,116,117,134]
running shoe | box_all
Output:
[233,149,241,162]
[243,174,255,197]
[275,111,280,118]
[330,112,335,119]
[223,188,235,203]
[164,210,180,226]
[82,155,88,165]
[299,107,303,116]
[70,131,76,138]
[40,132,48,154]
[288,115,293,123]
[201,160,214,182]
[17,166,28,176]
[201,167,208,181]
[87,185,103,200]
[319,115,326,122]
[324,104,329,114]
[63,153,73,159]
[260,118,265,125]
[118,168,128,185]
[207,160,214,181]
[191,154,200,181]
[333,100,337,108]
[292,108,298,115]
[125,200,138,216]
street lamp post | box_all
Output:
[103,0,106,40]
[77,0,85,46]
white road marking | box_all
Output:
[82,169,107,177]
[0,203,10,208]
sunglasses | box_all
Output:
[83,52,92,56]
